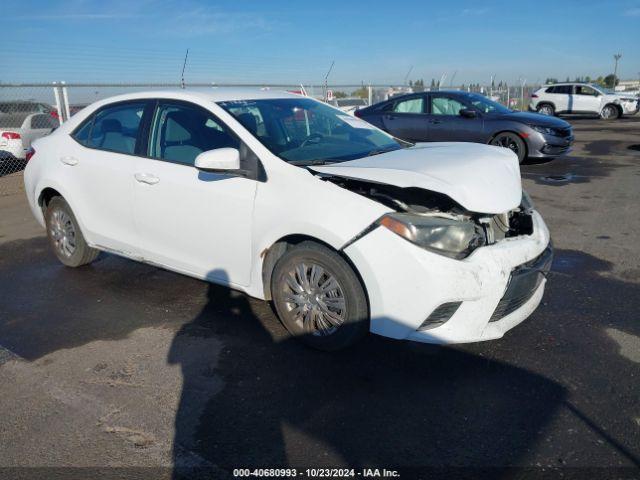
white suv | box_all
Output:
[529,83,639,120]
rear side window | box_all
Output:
[546,85,572,94]
[393,97,424,114]
[30,114,59,129]
[72,102,146,154]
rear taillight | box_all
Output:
[530,94,538,98]
[1,132,21,140]
[25,147,35,162]
[50,110,59,119]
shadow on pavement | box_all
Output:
[167,270,567,478]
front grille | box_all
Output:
[542,144,572,155]
[489,244,554,322]
[489,282,541,322]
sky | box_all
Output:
[3,0,640,86]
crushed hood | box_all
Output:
[310,142,522,214]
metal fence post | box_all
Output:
[61,81,71,121]
[52,82,63,123]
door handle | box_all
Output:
[385,114,396,120]
[429,119,442,124]
[134,173,160,185]
[60,156,78,166]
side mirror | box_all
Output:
[195,148,241,173]
[460,108,477,118]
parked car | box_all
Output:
[0,101,58,119]
[0,112,59,163]
[329,97,368,115]
[355,90,573,163]
[529,83,640,119]
[24,90,552,350]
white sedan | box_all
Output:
[24,89,552,350]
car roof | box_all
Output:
[542,82,596,87]
[90,88,302,106]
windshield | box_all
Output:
[466,94,512,114]
[218,98,404,165]
[589,84,613,94]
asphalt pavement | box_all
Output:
[0,116,639,479]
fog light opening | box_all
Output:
[418,302,462,331]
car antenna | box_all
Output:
[180,48,189,89]
[323,60,335,101]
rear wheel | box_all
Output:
[537,104,555,116]
[45,196,99,267]
[490,132,527,163]
[600,104,619,120]
[271,241,368,351]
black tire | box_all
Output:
[537,103,555,116]
[600,104,620,120]
[271,241,368,351]
[45,196,99,267]
[490,132,527,163]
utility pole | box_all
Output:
[403,66,413,86]
[613,53,622,88]
[323,60,335,101]
[181,49,189,89]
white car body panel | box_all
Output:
[24,89,551,345]
[311,142,522,214]
[345,211,549,342]
[132,157,257,286]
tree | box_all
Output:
[333,91,348,98]
[412,79,425,92]
[545,77,558,84]
[604,74,619,88]
[351,87,369,99]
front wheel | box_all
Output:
[490,132,527,163]
[271,241,369,351]
[600,104,620,120]
[537,104,555,116]
[45,196,99,267]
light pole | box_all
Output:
[613,53,622,88]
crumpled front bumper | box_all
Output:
[344,210,551,344]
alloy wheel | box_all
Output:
[601,106,616,120]
[538,105,553,116]
[493,134,520,155]
[281,262,346,336]
[49,209,77,257]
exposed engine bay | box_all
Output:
[322,176,534,246]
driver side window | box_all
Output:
[575,85,598,96]
[430,96,465,116]
[149,103,239,166]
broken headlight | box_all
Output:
[378,213,485,259]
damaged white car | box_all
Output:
[24,90,553,350]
